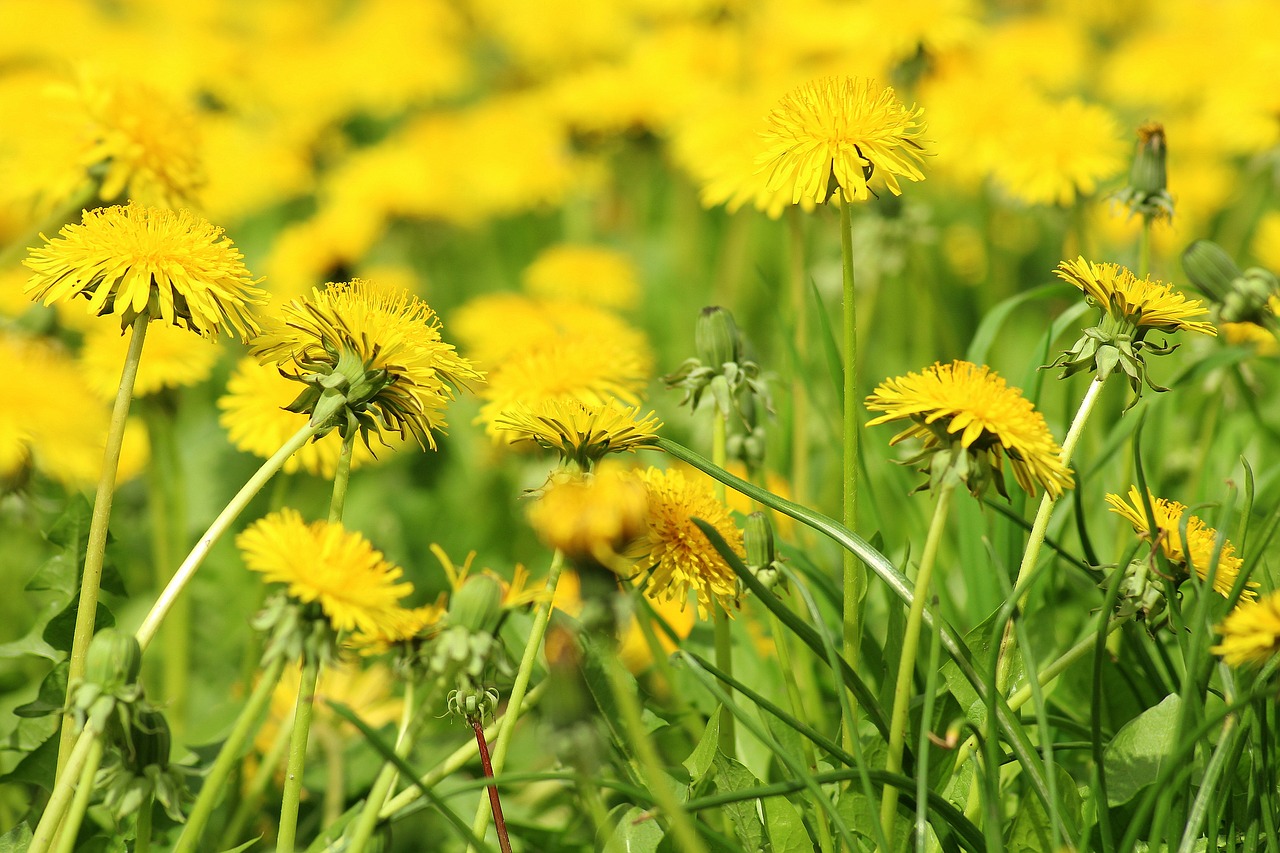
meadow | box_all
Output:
[3,1,1280,851]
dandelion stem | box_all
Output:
[28,718,102,853]
[880,476,957,844]
[346,680,417,853]
[1139,216,1153,280]
[994,376,1106,695]
[328,431,356,524]
[711,411,735,757]
[277,656,322,853]
[176,655,288,853]
[135,788,154,853]
[468,551,564,848]
[56,313,149,776]
[471,716,513,853]
[136,422,321,651]
[788,208,811,509]
[838,193,865,737]
[53,734,104,853]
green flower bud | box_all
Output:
[744,511,775,570]
[127,706,171,770]
[84,628,142,693]
[1182,240,1242,302]
[1129,122,1167,197]
[448,575,504,634]
[696,306,741,367]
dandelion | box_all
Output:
[528,462,649,569]
[495,399,661,467]
[250,279,482,449]
[634,467,743,618]
[865,360,1073,499]
[24,204,266,340]
[1056,258,1216,335]
[759,76,927,205]
[1212,593,1280,667]
[451,293,643,368]
[1106,486,1257,601]
[237,508,413,635]
[522,244,640,311]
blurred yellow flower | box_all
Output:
[522,244,640,311]
[237,508,413,634]
[451,294,642,369]
[25,204,266,340]
[80,322,221,399]
[1212,592,1280,667]
[759,76,927,205]
[528,462,649,569]
[988,96,1124,207]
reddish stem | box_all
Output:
[471,716,512,853]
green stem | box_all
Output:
[347,680,417,853]
[994,376,1106,694]
[788,207,811,509]
[603,649,707,853]
[56,313,149,776]
[136,422,321,651]
[838,194,863,729]
[467,551,564,847]
[1138,215,1153,279]
[53,736,105,853]
[221,705,296,850]
[135,789,154,853]
[143,395,190,742]
[327,431,356,524]
[881,477,957,844]
[28,719,103,853]
[175,655,289,853]
[277,657,322,853]
[710,413,735,757]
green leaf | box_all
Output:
[966,282,1079,366]
[0,601,63,662]
[683,713,719,784]
[762,794,811,853]
[42,595,115,654]
[0,822,32,853]
[1007,766,1082,851]
[24,553,78,597]
[605,805,663,853]
[940,607,1022,723]
[14,661,68,718]
[217,837,262,853]
[713,754,765,853]
[1103,693,1181,807]
[0,729,59,792]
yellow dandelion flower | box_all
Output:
[865,360,1074,498]
[758,76,927,205]
[250,279,482,449]
[528,462,649,567]
[494,399,661,465]
[80,322,221,399]
[349,601,448,655]
[451,293,643,369]
[634,467,743,618]
[1106,486,1257,601]
[522,244,640,311]
[218,357,399,478]
[24,204,266,340]
[237,508,413,634]
[1055,258,1216,335]
[1212,593,1280,667]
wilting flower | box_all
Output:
[237,508,413,635]
[24,204,266,340]
[865,360,1073,499]
[528,462,649,569]
[1106,486,1258,601]
[494,399,661,467]
[250,279,482,449]
[633,467,743,618]
[758,76,927,205]
[1212,592,1280,667]
[522,244,640,311]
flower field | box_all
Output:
[3,1,1280,851]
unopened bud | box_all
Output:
[744,511,775,570]
[448,575,504,634]
[128,707,172,770]
[1129,123,1167,197]
[1182,240,1242,302]
[696,306,740,367]
[84,628,142,693]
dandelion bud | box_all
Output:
[126,707,172,770]
[84,628,142,693]
[1222,268,1280,323]
[1129,123,1167,198]
[448,575,504,634]
[696,306,741,368]
[1182,240,1242,302]
[744,512,776,571]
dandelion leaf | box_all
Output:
[1102,693,1180,807]
[605,805,663,853]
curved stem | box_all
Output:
[880,477,957,844]
[56,314,149,774]
[710,412,735,757]
[471,716,512,853]
[53,736,105,853]
[221,707,295,850]
[136,422,321,650]
[838,194,863,732]
[346,680,418,853]
[327,431,356,524]
[175,655,289,853]
[994,376,1106,694]
[29,716,104,853]
[277,657,322,853]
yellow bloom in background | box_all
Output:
[1250,211,1280,273]
[218,357,399,478]
[1055,258,1216,335]
[250,279,482,450]
[24,204,266,340]
[522,244,640,311]
[1106,486,1257,601]
[1212,592,1280,667]
[865,360,1074,498]
[451,294,642,369]
[237,508,413,634]
[634,467,743,618]
[349,602,448,655]
[528,462,649,568]
[495,399,661,465]
[80,322,221,399]
[758,76,927,205]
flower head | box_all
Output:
[522,244,640,311]
[759,76,927,205]
[865,360,1073,499]
[494,399,661,467]
[250,279,482,449]
[528,462,649,570]
[633,467,743,618]
[1106,485,1257,600]
[237,508,413,635]
[1212,593,1280,667]
[24,204,266,340]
